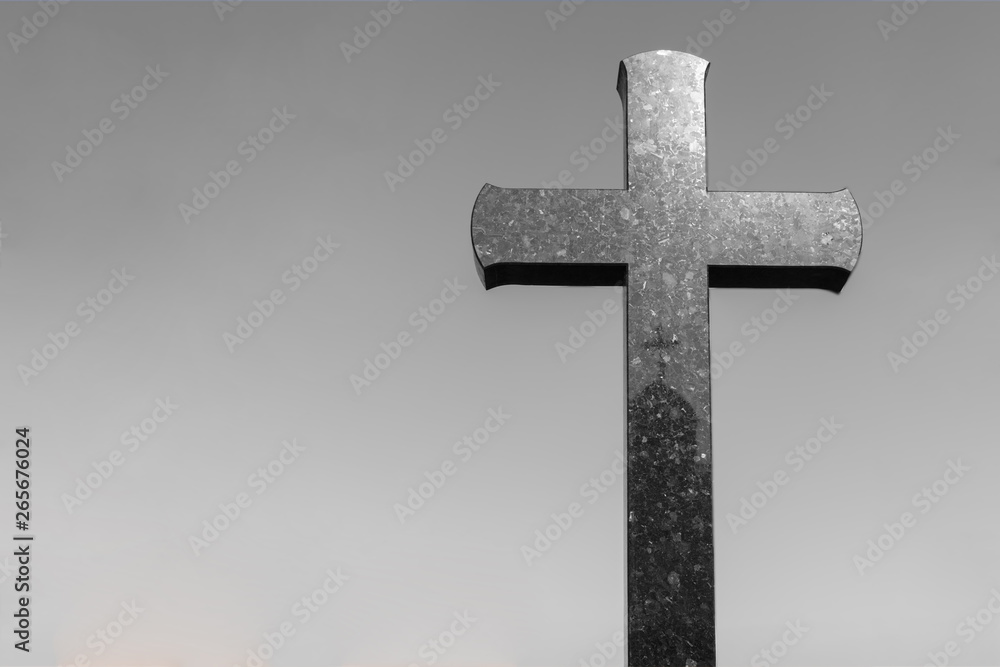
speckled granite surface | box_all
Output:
[471,50,863,666]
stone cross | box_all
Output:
[470,50,862,666]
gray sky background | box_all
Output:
[0,2,998,666]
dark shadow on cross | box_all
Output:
[627,343,714,667]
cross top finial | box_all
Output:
[618,50,709,191]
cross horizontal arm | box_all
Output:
[471,184,631,288]
[704,189,862,273]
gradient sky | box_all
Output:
[0,2,998,666]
